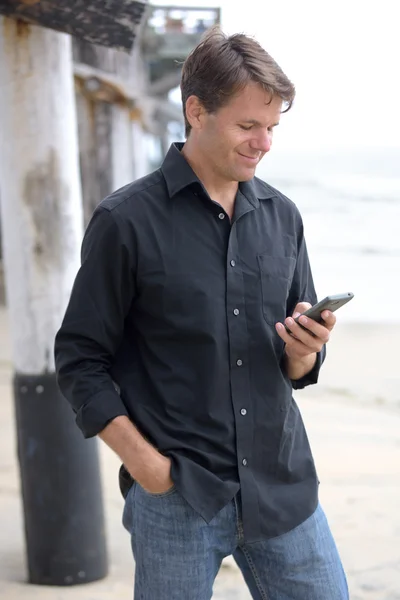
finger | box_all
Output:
[295,315,330,343]
[285,317,327,350]
[276,322,314,358]
[276,322,291,342]
[275,322,301,345]
[320,310,336,330]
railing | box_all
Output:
[142,5,221,60]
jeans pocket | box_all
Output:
[257,254,296,326]
[122,481,137,533]
[139,484,177,499]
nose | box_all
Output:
[250,130,272,153]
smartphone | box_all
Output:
[285,292,354,333]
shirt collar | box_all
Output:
[161,142,200,198]
[161,142,275,205]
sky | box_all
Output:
[153,0,400,152]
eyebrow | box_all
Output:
[240,119,280,127]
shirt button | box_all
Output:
[233,308,240,316]
[230,259,236,267]
[240,408,247,416]
[218,212,225,220]
[242,458,248,466]
[236,359,243,367]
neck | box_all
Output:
[181,139,238,216]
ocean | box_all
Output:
[258,147,400,324]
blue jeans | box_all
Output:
[122,483,348,600]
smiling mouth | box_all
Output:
[238,153,260,161]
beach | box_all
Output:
[1,306,399,599]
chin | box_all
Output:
[235,168,257,182]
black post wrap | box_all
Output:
[13,372,108,585]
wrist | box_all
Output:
[130,451,172,494]
[98,415,172,493]
[129,446,170,482]
[284,350,317,380]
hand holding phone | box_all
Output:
[284,292,354,334]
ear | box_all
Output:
[185,95,205,131]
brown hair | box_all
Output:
[181,26,295,137]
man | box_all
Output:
[55,27,348,600]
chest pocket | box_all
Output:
[257,254,296,326]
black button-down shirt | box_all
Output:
[55,142,325,542]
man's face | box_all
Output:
[196,82,282,183]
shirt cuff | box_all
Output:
[291,345,326,390]
[75,389,129,438]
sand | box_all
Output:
[0,307,399,599]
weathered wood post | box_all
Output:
[0,0,146,586]
[0,19,108,586]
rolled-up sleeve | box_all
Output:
[54,205,136,438]
[286,210,326,389]
[291,346,326,390]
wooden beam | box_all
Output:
[74,61,137,105]
[73,62,183,125]
[0,0,147,50]
[111,105,135,190]
[147,70,182,96]
[149,97,182,123]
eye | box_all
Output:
[239,125,253,131]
